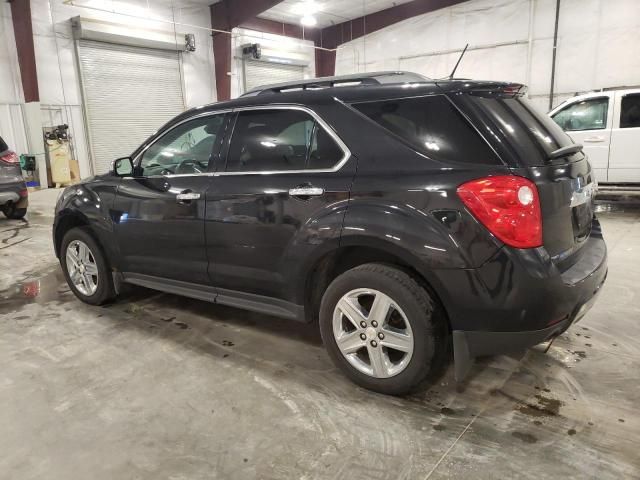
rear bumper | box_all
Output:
[442,220,607,380]
[0,181,28,208]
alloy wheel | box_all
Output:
[66,239,99,296]
[332,288,414,378]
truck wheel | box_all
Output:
[319,263,446,395]
[2,203,27,219]
[60,227,115,305]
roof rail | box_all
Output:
[242,71,430,97]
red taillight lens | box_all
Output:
[0,151,19,164]
[19,189,28,198]
[457,175,542,249]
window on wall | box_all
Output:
[139,115,225,176]
[551,97,609,131]
[620,94,640,128]
[226,109,343,172]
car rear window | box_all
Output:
[0,136,8,153]
[466,95,574,165]
[351,95,500,165]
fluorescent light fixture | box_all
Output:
[300,15,317,27]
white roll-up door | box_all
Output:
[78,40,185,175]
[243,60,304,93]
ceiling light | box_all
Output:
[300,15,317,27]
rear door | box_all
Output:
[205,106,355,306]
[608,90,640,183]
[112,112,227,285]
[550,95,613,183]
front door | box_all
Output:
[551,95,612,182]
[608,91,640,182]
[112,112,227,285]
[205,106,355,305]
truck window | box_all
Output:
[620,94,640,128]
[551,97,609,131]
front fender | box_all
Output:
[53,178,120,265]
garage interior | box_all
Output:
[1,0,639,478]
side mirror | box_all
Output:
[112,157,134,177]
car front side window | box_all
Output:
[551,98,609,131]
[139,114,225,176]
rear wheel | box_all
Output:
[60,227,115,305]
[2,203,27,219]
[319,263,445,395]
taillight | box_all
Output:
[19,189,28,198]
[0,151,19,164]
[457,175,542,249]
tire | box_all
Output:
[319,263,445,395]
[2,203,27,219]
[60,226,115,305]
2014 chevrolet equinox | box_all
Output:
[54,72,607,395]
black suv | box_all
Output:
[54,72,607,394]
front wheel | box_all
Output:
[60,227,115,305]
[319,263,446,395]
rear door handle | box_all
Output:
[583,136,605,143]
[288,186,324,197]
[176,192,201,202]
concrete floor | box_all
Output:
[1,189,639,479]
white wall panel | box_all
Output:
[336,0,640,112]
[0,4,23,104]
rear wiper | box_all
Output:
[548,144,583,160]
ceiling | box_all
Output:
[258,0,416,28]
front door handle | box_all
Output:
[176,191,201,203]
[583,136,605,143]
[288,186,324,198]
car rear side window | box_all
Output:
[620,94,640,128]
[226,109,344,172]
[351,95,500,164]
[466,95,574,165]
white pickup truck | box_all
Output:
[549,89,640,183]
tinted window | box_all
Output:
[140,115,225,176]
[466,95,574,164]
[621,94,640,128]
[352,95,499,164]
[309,125,343,169]
[551,97,608,131]
[226,109,342,172]
[0,136,7,153]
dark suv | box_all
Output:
[0,136,28,219]
[54,72,607,395]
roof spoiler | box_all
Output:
[548,144,584,160]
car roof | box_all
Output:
[178,72,516,120]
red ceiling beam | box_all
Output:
[9,0,39,103]
[210,0,284,101]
